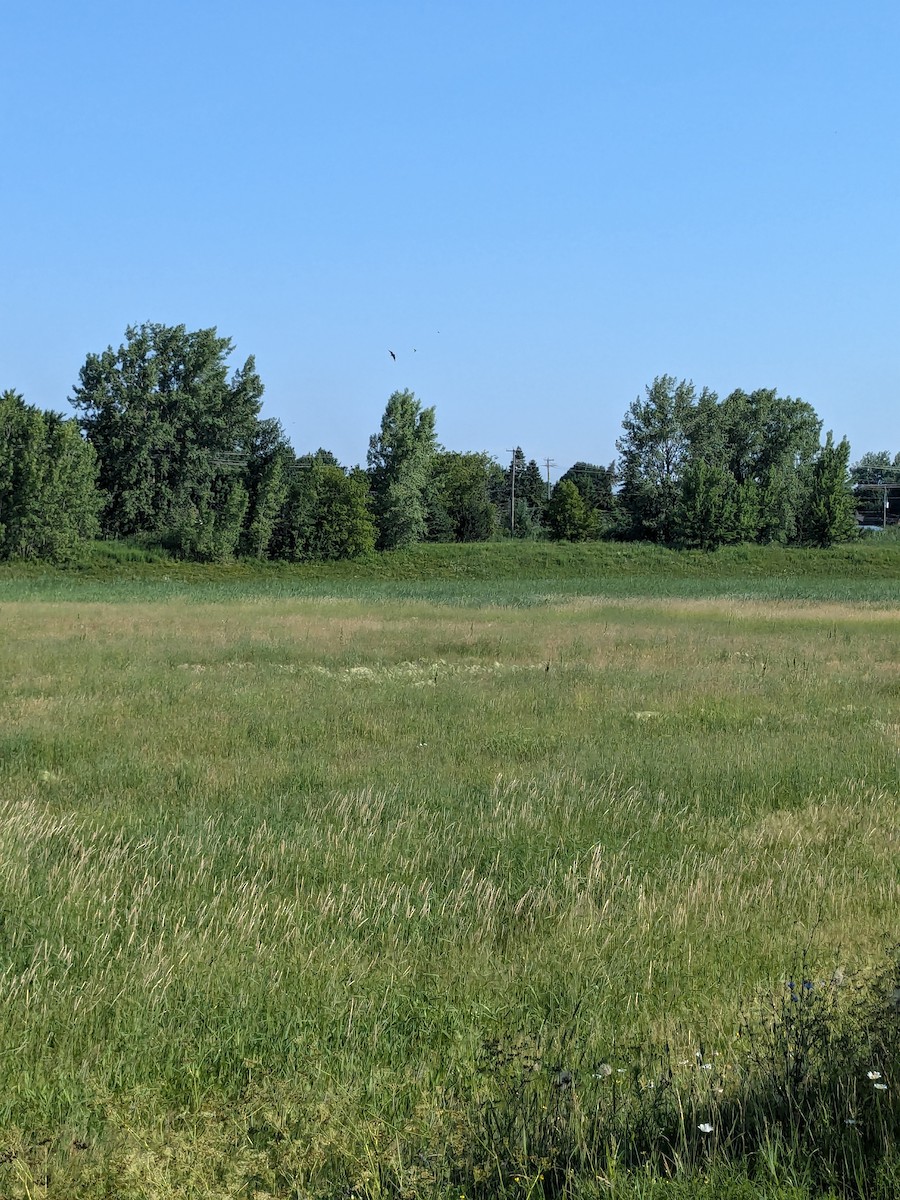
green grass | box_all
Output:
[0,545,898,1197]
[2,537,900,605]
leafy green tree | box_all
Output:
[557,462,614,513]
[546,479,597,541]
[616,376,702,542]
[0,390,100,561]
[797,433,858,547]
[240,419,292,559]
[367,390,437,550]
[731,478,762,542]
[717,389,819,484]
[432,451,502,542]
[303,465,375,561]
[42,412,105,558]
[684,387,726,468]
[71,322,265,542]
[556,461,614,537]
[756,466,801,544]
[673,459,738,550]
[307,447,341,468]
[273,460,375,561]
[0,390,42,556]
[716,389,821,542]
[519,458,547,513]
[198,478,250,562]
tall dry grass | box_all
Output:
[0,587,897,1197]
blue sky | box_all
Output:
[3,0,898,477]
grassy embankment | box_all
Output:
[0,541,898,1198]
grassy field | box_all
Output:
[0,544,898,1198]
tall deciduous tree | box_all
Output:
[367,390,437,550]
[71,322,265,543]
[0,390,100,561]
[616,376,704,542]
[717,388,821,543]
[673,459,738,550]
[432,451,500,542]
[272,458,375,561]
[240,418,293,559]
[798,433,857,547]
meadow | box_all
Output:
[0,543,898,1198]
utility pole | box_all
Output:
[543,457,556,501]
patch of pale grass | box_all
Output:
[555,594,900,622]
[740,787,899,854]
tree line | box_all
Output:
[1,322,890,563]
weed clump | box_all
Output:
[426,951,900,1199]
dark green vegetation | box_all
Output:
[0,389,100,561]
[0,546,898,1198]
[5,321,899,566]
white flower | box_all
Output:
[698,1123,714,1134]
[867,1071,882,1080]
[874,1083,888,1091]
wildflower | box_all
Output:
[874,1083,888,1091]
[698,1123,714,1134]
[845,1118,857,1126]
[867,1071,882,1080]
[701,1063,713,1070]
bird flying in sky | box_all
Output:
[389,350,396,361]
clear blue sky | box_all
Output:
[3,0,898,477]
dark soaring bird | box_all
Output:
[389,350,396,361]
